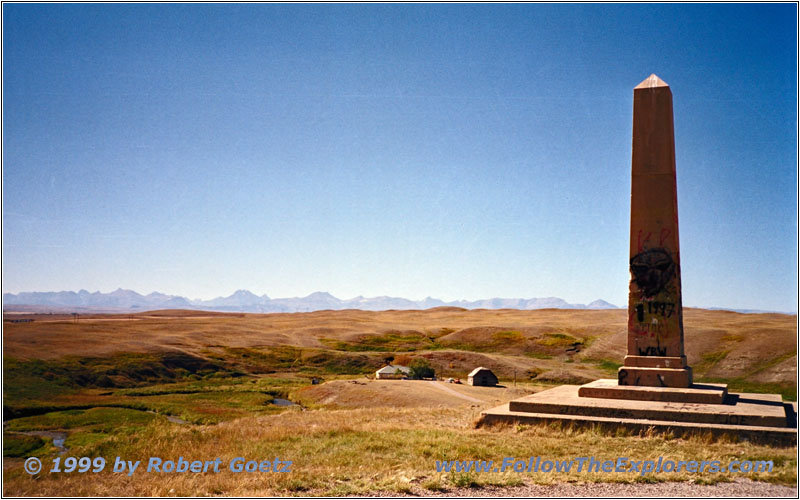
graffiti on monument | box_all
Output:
[629,247,679,356]
[630,248,675,298]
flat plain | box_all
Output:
[3,307,797,496]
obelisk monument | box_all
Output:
[618,74,692,388]
[480,74,792,441]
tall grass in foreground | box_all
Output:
[4,406,795,496]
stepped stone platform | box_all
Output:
[479,384,797,446]
[579,379,728,404]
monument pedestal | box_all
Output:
[620,355,694,389]
[478,384,796,445]
[618,366,693,388]
[579,379,726,404]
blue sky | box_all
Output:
[3,3,797,312]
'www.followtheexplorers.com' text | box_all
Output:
[435,457,773,476]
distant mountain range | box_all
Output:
[2,289,620,313]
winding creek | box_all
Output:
[13,430,68,454]
[4,396,300,456]
[4,408,189,456]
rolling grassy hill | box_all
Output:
[4,307,795,394]
[3,307,796,496]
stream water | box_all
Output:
[23,431,68,454]
[4,399,293,457]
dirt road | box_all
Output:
[427,381,483,403]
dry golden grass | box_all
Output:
[4,307,795,384]
[5,308,622,359]
[294,379,536,409]
[4,405,796,496]
[3,307,796,496]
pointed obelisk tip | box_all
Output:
[634,74,669,89]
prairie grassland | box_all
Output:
[3,405,796,496]
[3,308,797,496]
[5,308,796,394]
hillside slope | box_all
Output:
[4,307,795,388]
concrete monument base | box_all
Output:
[580,378,727,404]
[478,384,797,446]
[618,366,693,388]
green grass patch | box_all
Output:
[121,391,282,424]
[449,471,480,488]
[6,391,290,427]
[64,431,111,450]
[3,433,46,457]
[721,334,744,342]
[114,375,299,398]
[743,351,797,378]
[214,346,304,372]
[536,332,581,347]
[5,407,156,432]
[524,353,553,360]
[422,478,447,492]
[3,357,78,402]
[218,346,384,376]
[492,330,525,342]
[3,352,236,404]
[694,350,730,374]
[320,331,441,353]
[4,360,312,426]
[582,357,622,374]
[438,329,558,357]
[698,377,797,402]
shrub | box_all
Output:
[408,358,435,380]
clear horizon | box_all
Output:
[3,4,797,313]
[4,286,618,304]
[5,287,795,314]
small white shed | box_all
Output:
[467,367,498,386]
[375,364,411,380]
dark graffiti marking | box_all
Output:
[659,228,671,246]
[636,229,674,252]
[636,230,651,253]
[647,301,675,318]
[630,321,666,339]
[630,248,675,298]
[638,345,667,356]
[618,369,641,386]
[633,301,676,323]
[723,415,750,425]
[636,304,645,322]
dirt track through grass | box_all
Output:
[427,381,484,403]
